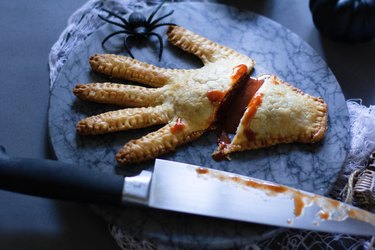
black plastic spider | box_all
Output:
[99,1,176,61]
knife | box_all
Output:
[0,146,374,236]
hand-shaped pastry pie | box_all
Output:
[73,25,255,164]
[213,74,327,159]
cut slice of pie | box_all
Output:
[213,74,328,159]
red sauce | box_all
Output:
[272,77,279,85]
[328,199,340,208]
[242,93,263,125]
[293,192,305,217]
[212,149,227,161]
[244,179,288,194]
[196,167,209,174]
[196,158,293,197]
[207,90,226,105]
[348,209,356,218]
[212,131,231,161]
[231,64,248,83]
[242,93,264,141]
[170,118,185,134]
[221,77,264,133]
[319,211,329,220]
[197,167,290,196]
[217,130,231,146]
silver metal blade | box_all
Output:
[149,159,375,236]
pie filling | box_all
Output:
[212,76,264,160]
[220,76,265,133]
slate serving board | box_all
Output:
[48,2,350,248]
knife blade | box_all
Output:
[150,159,375,236]
[0,146,374,236]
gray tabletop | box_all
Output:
[0,0,374,249]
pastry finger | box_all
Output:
[76,104,174,135]
[73,82,166,107]
[167,25,255,67]
[116,123,204,164]
[90,54,186,87]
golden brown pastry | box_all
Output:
[212,74,327,159]
[74,25,255,164]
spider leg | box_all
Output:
[102,9,129,27]
[146,0,166,24]
[98,14,127,29]
[124,36,135,58]
[102,31,129,46]
[149,10,174,27]
[148,32,164,61]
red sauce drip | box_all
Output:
[221,77,264,133]
[243,93,264,141]
[293,193,305,217]
[243,179,288,194]
[200,166,290,195]
[328,199,340,208]
[319,211,329,220]
[170,118,185,134]
[242,93,263,125]
[207,90,226,105]
[348,209,356,218]
[231,64,248,83]
[272,77,279,85]
[212,174,290,195]
[212,131,231,161]
[196,167,209,174]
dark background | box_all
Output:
[0,0,374,249]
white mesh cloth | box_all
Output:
[48,0,375,249]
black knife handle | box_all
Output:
[0,146,124,206]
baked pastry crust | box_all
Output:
[74,25,255,164]
[213,75,328,158]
